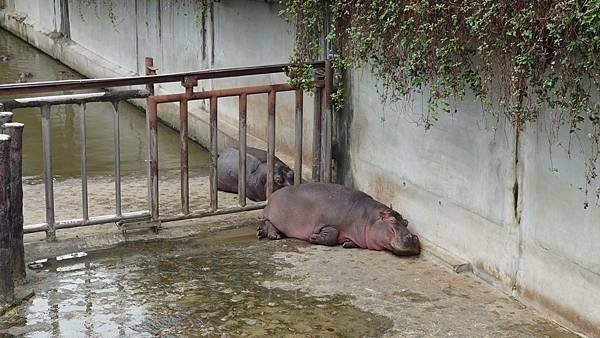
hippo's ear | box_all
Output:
[379,209,394,220]
[261,174,267,186]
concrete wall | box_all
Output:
[0,0,315,171]
[2,1,599,336]
[338,68,600,336]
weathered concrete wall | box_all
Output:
[2,1,599,336]
[339,68,600,336]
[517,120,600,334]
[0,0,315,171]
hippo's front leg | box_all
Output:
[309,226,339,246]
[341,239,359,248]
[257,219,283,240]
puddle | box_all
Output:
[0,228,391,337]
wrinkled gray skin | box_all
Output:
[217,147,294,202]
[259,183,420,256]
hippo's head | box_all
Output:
[371,209,420,256]
[273,163,294,190]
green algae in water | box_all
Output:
[0,231,391,337]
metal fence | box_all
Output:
[0,58,333,241]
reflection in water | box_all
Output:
[0,28,208,179]
[0,228,391,336]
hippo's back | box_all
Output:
[263,183,371,240]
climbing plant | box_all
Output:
[281,0,600,207]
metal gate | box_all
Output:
[0,58,333,241]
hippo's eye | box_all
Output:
[275,176,283,184]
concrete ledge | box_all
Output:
[24,210,264,262]
[419,237,472,274]
[0,285,34,317]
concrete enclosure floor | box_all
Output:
[5,226,577,337]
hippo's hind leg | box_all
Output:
[257,219,283,240]
[309,226,339,246]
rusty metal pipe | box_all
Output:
[151,82,324,104]
[79,104,89,221]
[0,90,149,110]
[0,62,326,96]
[158,203,266,223]
[294,89,303,185]
[238,94,247,207]
[144,57,156,219]
[23,210,151,234]
[323,59,334,183]
[40,105,56,241]
[209,96,218,211]
[312,84,323,182]
[148,99,159,221]
[180,92,190,215]
[267,90,276,199]
[112,101,122,216]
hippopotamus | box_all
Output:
[217,147,294,202]
[258,183,421,256]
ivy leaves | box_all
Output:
[281,0,600,206]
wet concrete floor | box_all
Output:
[1,227,390,337]
[2,226,577,337]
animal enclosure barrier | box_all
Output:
[0,111,25,305]
[0,59,333,241]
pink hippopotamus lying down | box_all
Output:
[259,182,420,256]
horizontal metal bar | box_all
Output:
[0,62,327,96]
[24,211,151,234]
[151,81,325,104]
[158,202,267,223]
[0,89,150,110]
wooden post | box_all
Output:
[2,123,25,285]
[0,134,14,304]
[0,112,12,125]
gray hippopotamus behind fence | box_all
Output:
[259,182,421,256]
[217,147,294,202]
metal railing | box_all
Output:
[0,58,333,241]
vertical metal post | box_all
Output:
[79,103,89,221]
[148,99,159,221]
[294,89,303,185]
[312,78,323,182]
[267,90,276,198]
[2,123,25,285]
[238,94,247,206]
[112,101,121,216]
[0,134,14,303]
[180,78,195,215]
[144,57,157,219]
[41,105,56,241]
[323,59,334,183]
[209,96,218,211]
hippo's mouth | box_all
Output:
[389,235,421,256]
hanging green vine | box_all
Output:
[281,0,600,207]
